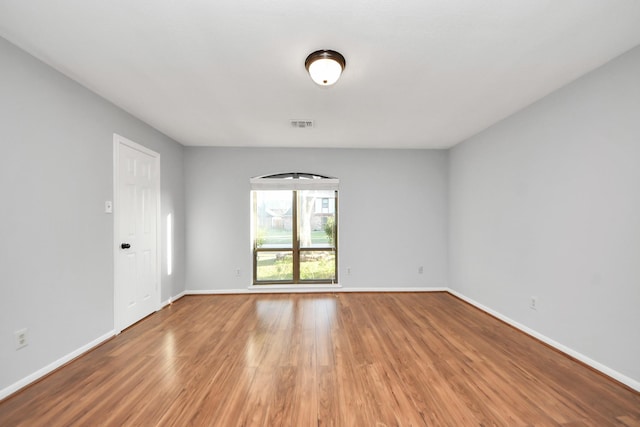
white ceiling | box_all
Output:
[1,1,639,149]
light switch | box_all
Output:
[105,201,113,214]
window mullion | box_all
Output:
[292,190,300,282]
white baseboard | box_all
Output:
[187,286,340,295]
[161,290,186,308]
[185,286,448,295]
[341,286,448,293]
[0,330,115,401]
[447,289,640,392]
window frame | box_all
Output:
[251,173,338,285]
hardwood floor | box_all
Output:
[1,292,638,426]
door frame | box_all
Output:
[113,133,162,334]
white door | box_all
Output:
[114,134,160,333]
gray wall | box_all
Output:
[0,37,185,393]
[449,46,640,384]
[185,147,449,291]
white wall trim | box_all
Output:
[0,330,115,401]
[446,289,640,392]
[186,287,340,295]
[185,286,448,295]
[340,286,448,293]
[161,290,187,308]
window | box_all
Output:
[251,173,338,285]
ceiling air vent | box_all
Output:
[290,120,314,129]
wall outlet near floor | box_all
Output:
[346,267,351,275]
[530,296,538,310]
[15,328,28,350]
[418,266,424,274]
[235,269,241,277]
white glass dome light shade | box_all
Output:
[308,58,342,86]
[305,50,346,86]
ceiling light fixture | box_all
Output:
[305,50,346,86]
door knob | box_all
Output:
[121,243,131,249]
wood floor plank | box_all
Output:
[1,292,639,426]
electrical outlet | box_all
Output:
[235,269,241,277]
[530,296,538,311]
[418,266,424,274]
[346,267,351,275]
[15,328,28,350]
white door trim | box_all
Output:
[113,133,161,333]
